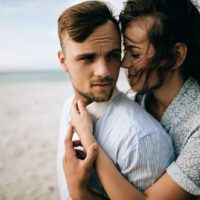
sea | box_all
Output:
[0,70,69,83]
[0,69,131,93]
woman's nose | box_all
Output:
[121,53,132,69]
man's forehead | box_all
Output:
[88,21,120,41]
[86,33,119,44]
[63,35,120,55]
[64,35,119,46]
[63,34,120,46]
[68,43,121,57]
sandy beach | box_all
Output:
[0,70,130,200]
[0,76,73,200]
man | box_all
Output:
[57,1,174,200]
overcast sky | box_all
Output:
[0,0,123,72]
[1,0,199,72]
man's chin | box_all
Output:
[92,92,112,102]
[76,88,114,104]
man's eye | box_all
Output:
[108,53,121,60]
[80,55,95,62]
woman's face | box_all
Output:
[122,17,159,92]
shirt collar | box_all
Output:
[86,88,120,120]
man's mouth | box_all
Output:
[92,82,112,86]
[91,81,113,91]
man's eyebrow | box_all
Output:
[76,49,121,60]
[75,53,96,60]
[107,48,121,54]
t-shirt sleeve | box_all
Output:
[167,130,200,195]
[117,128,175,191]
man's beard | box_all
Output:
[76,86,115,105]
[74,76,115,104]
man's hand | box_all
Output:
[63,125,98,200]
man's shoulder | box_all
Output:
[59,96,74,129]
[62,96,74,113]
[63,95,74,106]
[114,91,135,104]
[111,92,165,133]
[106,92,145,124]
[112,92,145,114]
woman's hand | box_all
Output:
[70,100,95,150]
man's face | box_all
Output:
[59,21,121,104]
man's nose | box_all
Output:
[93,59,110,77]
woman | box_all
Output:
[65,0,200,199]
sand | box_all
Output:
[0,80,73,200]
[0,70,130,200]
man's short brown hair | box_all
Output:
[58,0,120,49]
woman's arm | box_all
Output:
[85,139,194,200]
[83,136,192,200]
[70,101,195,200]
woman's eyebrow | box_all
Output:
[124,44,141,50]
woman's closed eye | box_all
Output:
[131,53,140,59]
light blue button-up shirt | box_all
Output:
[57,89,175,199]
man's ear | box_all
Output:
[58,50,68,72]
[173,43,187,69]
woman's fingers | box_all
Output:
[77,100,86,114]
[71,99,79,114]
